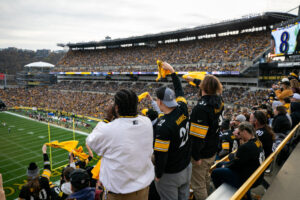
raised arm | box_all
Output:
[0,174,6,200]
[161,62,184,98]
[41,144,51,180]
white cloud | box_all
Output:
[0,0,299,50]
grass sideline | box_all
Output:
[0,111,97,200]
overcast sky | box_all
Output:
[0,0,299,50]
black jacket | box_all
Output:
[256,128,274,158]
[190,95,224,160]
[272,113,291,135]
[227,138,264,183]
[290,102,300,128]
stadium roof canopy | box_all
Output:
[24,61,55,68]
[58,12,297,49]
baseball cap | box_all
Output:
[27,162,39,179]
[70,169,90,190]
[156,87,178,108]
[292,93,300,100]
[281,78,290,85]
[235,114,246,123]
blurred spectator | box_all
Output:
[67,169,95,200]
[19,144,52,200]
[290,79,300,94]
[250,111,275,158]
[273,78,293,102]
[290,101,300,128]
[61,167,75,196]
[211,122,264,196]
[272,106,292,135]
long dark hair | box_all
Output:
[26,177,40,197]
[200,75,223,95]
[114,89,138,116]
[254,111,275,140]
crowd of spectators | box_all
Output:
[222,87,249,104]
[0,82,274,119]
[2,70,300,199]
[235,89,270,108]
[0,88,112,118]
[51,62,246,73]
[53,31,269,72]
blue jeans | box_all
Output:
[211,167,242,189]
[211,167,252,200]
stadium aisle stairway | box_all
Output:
[263,143,300,200]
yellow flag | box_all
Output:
[156,60,171,81]
[138,92,149,102]
[73,146,89,160]
[182,71,207,86]
[46,140,78,152]
[91,159,102,180]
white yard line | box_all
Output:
[0,131,76,150]
[3,153,69,174]
[1,112,91,185]
[3,159,68,184]
[0,125,85,147]
[0,148,62,168]
[4,111,90,136]
[1,135,41,157]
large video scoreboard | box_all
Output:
[271,22,300,56]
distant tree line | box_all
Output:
[0,47,65,74]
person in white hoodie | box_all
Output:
[86,89,154,200]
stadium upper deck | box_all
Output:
[54,12,296,74]
[58,12,295,49]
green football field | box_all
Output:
[0,112,96,200]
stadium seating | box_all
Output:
[53,31,270,72]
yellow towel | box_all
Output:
[91,159,102,179]
[156,60,171,81]
[46,140,78,152]
[141,108,148,116]
[182,71,206,86]
[138,92,149,102]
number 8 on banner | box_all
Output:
[280,31,290,53]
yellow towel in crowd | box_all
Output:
[182,71,207,86]
[46,140,78,152]
[156,60,172,81]
[138,92,149,102]
[46,140,89,160]
[73,146,90,160]
[91,159,102,179]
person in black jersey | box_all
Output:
[217,119,235,159]
[154,62,191,200]
[211,122,265,198]
[250,111,275,159]
[19,144,52,200]
[185,74,224,200]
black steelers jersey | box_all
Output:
[154,73,191,178]
[218,130,235,158]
